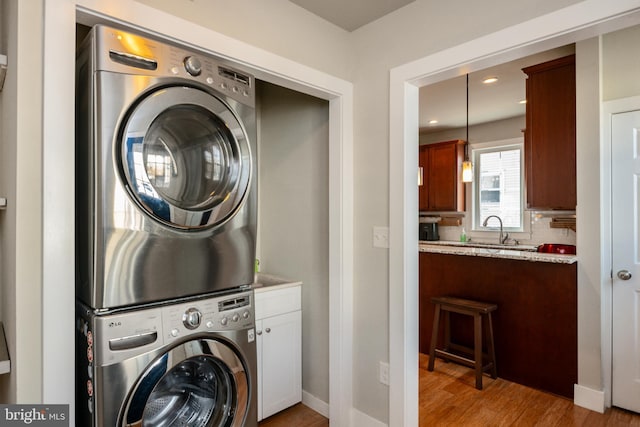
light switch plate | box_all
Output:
[373,226,389,248]
[379,361,390,385]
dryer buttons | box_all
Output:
[182,307,202,330]
[184,56,202,76]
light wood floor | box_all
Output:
[419,352,640,426]
[258,355,640,426]
[258,403,329,427]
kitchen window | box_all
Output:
[472,140,524,232]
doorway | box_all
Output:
[390,5,640,426]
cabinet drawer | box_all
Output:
[255,285,301,320]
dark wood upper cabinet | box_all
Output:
[419,139,465,212]
[522,54,576,210]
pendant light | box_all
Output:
[462,73,473,182]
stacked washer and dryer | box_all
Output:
[75,25,258,426]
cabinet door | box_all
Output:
[259,310,302,420]
[523,55,576,209]
[421,140,464,212]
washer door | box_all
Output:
[120,86,252,230]
[121,338,249,427]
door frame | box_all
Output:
[602,95,640,407]
[42,1,354,424]
[390,2,640,425]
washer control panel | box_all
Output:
[92,290,254,365]
[162,291,254,344]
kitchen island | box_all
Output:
[419,249,577,398]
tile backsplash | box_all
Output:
[435,213,576,247]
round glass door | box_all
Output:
[121,339,249,427]
[119,86,252,230]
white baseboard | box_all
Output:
[351,408,387,427]
[302,390,330,419]
[574,384,605,413]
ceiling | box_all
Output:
[289,0,415,32]
[419,45,576,132]
[287,1,575,131]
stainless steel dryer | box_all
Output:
[76,289,257,427]
[76,25,257,310]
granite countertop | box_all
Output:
[419,241,577,264]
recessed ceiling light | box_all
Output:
[483,77,498,84]
[429,120,438,125]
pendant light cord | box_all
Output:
[466,73,469,160]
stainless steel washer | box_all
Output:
[75,25,257,310]
[76,290,257,427]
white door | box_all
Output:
[612,109,640,413]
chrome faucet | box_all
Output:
[482,215,509,244]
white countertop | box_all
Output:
[252,273,302,293]
[419,242,577,264]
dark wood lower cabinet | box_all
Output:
[419,252,577,398]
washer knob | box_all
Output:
[232,313,240,322]
[183,56,202,76]
[182,308,202,330]
[220,317,229,326]
[242,310,250,319]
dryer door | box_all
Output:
[121,338,250,427]
[120,86,252,230]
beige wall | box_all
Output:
[0,0,43,403]
[256,81,330,404]
[135,0,353,82]
[575,36,603,392]
[603,24,640,101]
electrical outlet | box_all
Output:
[379,361,390,385]
[373,226,389,248]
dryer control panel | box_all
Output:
[92,24,255,108]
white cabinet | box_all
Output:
[254,284,302,421]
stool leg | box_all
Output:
[474,312,483,390]
[486,312,497,379]
[427,304,441,371]
[444,311,451,353]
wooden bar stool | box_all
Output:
[427,296,497,390]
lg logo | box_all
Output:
[108,321,122,328]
